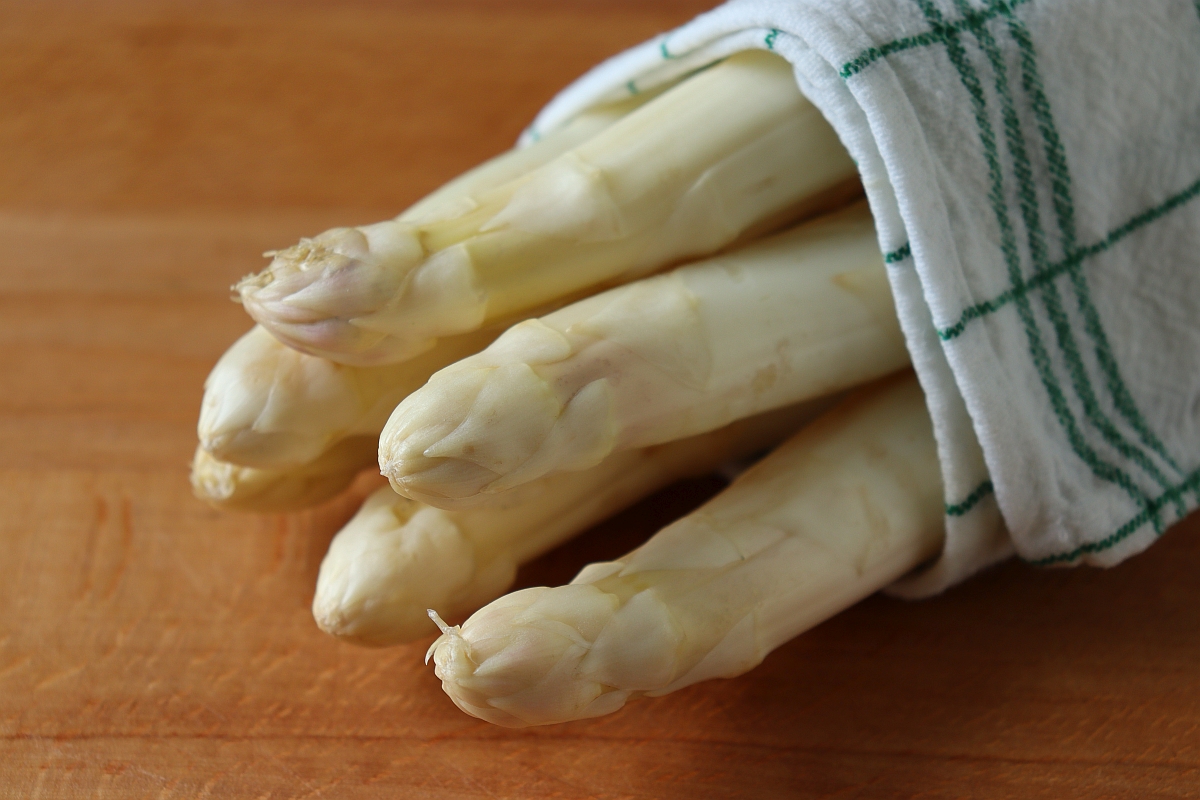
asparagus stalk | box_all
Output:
[427,374,944,727]
[190,440,374,512]
[198,325,496,470]
[229,95,647,370]
[397,91,659,226]
[313,402,828,646]
[379,204,907,508]
[235,51,858,366]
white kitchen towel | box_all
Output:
[521,0,1200,595]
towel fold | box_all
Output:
[522,0,1200,594]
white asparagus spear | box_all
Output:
[379,203,907,508]
[227,95,646,371]
[190,440,374,513]
[427,374,944,727]
[235,51,858,366]
[312,401,828,647]
[198,325,496,470]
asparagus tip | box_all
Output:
[426,609,462,664]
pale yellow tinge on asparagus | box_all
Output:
[397,91,661,226]
[235,51,857,365]
[230,95,643,368]
[198,325,497,470]
[190,440,374,513]
[427,375,944,727]
[379,204,907,508]
[312,402,828,647]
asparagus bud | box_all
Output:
[428,375,944,727]
[198,325,496,470]
[232,94,649,365]
[380,204,907,508]
[313,403,826,646]
[236,51,857,365]
[190,439,374,512]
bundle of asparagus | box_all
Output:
[233,51,857,365]
[196,49,941,727]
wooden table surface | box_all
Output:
[2,2,1198,797]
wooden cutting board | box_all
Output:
[2,2,1197,797]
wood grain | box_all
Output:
[1,2,1198,797]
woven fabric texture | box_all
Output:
[523,0,1200,595]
